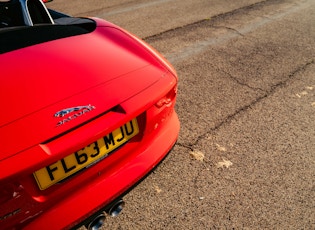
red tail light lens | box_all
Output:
[155,87,177,108]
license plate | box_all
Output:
[34,118,139,190]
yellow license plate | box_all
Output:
[34,118,139,190]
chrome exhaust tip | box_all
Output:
[87,213,106,230]
[107,199,125,217]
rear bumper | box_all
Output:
[23,111,179,229]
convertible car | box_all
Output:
[0,0,179,229]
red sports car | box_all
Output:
[0,0,179,229]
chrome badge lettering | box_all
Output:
[54,105,95,127]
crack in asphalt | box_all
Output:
[96,0,173,17]
[209,62,266,93]
[212,25,245,37]
[144,0,273,41]
[162,0,309,64]
[176,59,314,152]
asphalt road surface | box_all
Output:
[49,0,315,229]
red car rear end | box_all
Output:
[0,1,179,229]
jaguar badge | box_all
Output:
[54,105,96,126]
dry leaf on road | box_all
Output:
[216,143,227,152]
[217,159,233,168]
[190,150,205,161]
[154,185,162,194]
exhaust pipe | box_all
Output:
[106,199,125,217]
[85,199,124,229]
[87,213,106,230]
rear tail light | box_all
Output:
[0,182,40,228]
[146,86,177,134]
[0,183,23,222]
[155,87,177,108]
